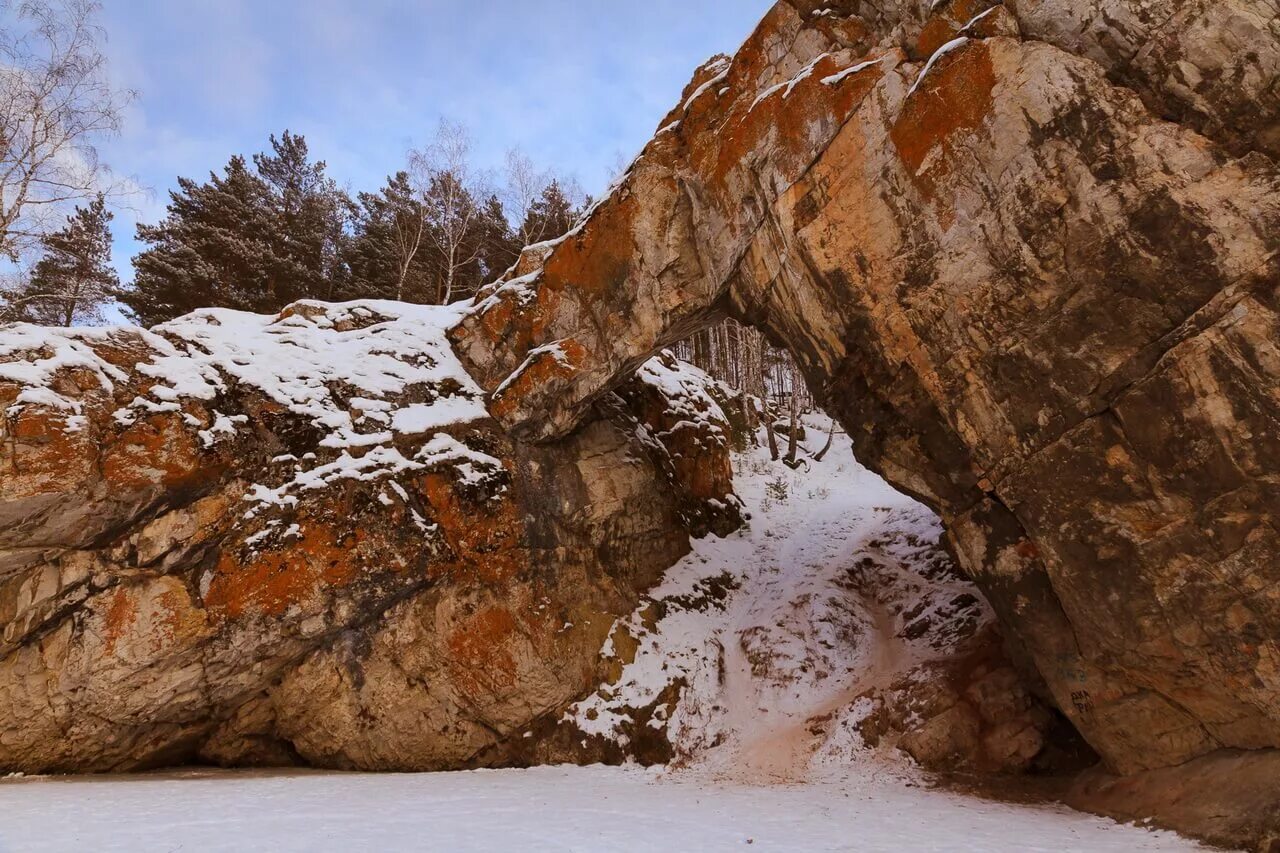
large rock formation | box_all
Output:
[0,300,739,772]
[2,0,1277,844]
[451,0,1280,789]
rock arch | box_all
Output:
[450,0,1280,776]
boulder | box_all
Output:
[0,300,739,773]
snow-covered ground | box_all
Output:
[0,763,1202,852]
[0,414,1208,852]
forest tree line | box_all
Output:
[0,1,590,327]
[119,125,590,326]
[2,124,588,327]
[0,2,563,325]
[673,322,831,467]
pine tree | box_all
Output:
[519,179,577,246]
[123,132,352,324]
[253,131,351,303]
[123,155,276,325]
[476,194,520,282]
[2,195,119,326]
[344,172,431,302]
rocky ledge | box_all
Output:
[0,299,739,772]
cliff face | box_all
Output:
[452,0,1280,778]
[0,300,739,773]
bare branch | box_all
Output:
[412,119,492,304]
[0,0,134,259]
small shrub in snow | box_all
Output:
[765,476,789,504]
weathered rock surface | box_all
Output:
[1063,748,1280,852]
[451,0,1280,792]
[3,3,1278,845]
[0,300,739,773]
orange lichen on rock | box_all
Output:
[476,294,517,343]
[460,273,567,370]
[693,51,885,194]
[674,448,731,501]
[541,194,641,301]
[445,605,519,697]
[101,413,205,490]
[101,587,138,658]
[0,407,97,499]
[419,471,528,585]
[152,585,207,653]
[83,338,157,376]
[916,0,995,58]
[489,339,587,422]
[917,16,962,60]
[658,53,733,131]
[95,578,210,662]
[204,522,362,621]
[891,39,996,193]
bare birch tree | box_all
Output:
[0,0,133,260]
[670,319,838,463]
[502,146,550,248]
[413,120,489,304]
[386,170,425,302]
[784,358,802,468]
[740,324,760,442]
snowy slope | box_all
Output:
[0,300,497,517]
[570,412,995,781]
[0,300,487,435]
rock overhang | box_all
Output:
[448,0,1280,779]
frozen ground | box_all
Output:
[0,416,1210,852]
[0,763,1204,853]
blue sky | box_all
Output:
[96,0,770,281]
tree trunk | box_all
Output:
[62,278,84,327]
[396,262,408,301]
[443,246,456,304]
[764,396,780,461]
[814,418,837,462]
[740,389,756,447]
[785,359,800,466]
[715,322,730,382]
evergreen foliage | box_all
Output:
[122,133,349,325]
[113,129,590,324]
[2,195,118,326]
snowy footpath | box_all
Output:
[0,421,1209,852]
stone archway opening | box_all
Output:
[564,312,1103,778]
[446,16,1280,777]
